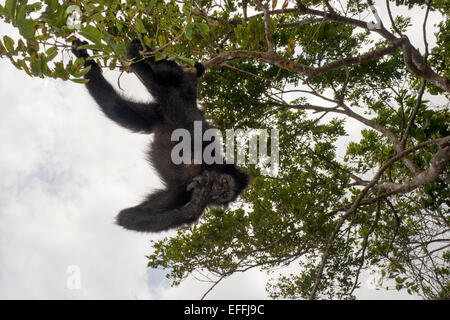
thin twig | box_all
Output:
[400,79,426,149]
[422,0,432,60]
[349,194,381,295]
[117,70,125,91]
[254,0,276,53]
[386,0,402,35]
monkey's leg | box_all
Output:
[72,40,161,133]
[125,40,192,97]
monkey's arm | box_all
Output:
[125,40,207,132]
[117,171,213,232]
[116,185,211,232]
[72,40,161,133]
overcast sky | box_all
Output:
[1,0,440,300]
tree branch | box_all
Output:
[267,100,420,174]
[304,38,404,83]
[203,50,313,74]
[400,79,426,149]
[278,17,323,28]
[378,142,450,195]
[254,0,275,53]
[349,195,381,296]
[386,0,402,36]
[308,136,450,299]
[201,3,450,92]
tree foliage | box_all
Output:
[1,0,449,299]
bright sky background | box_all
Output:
[0,0,441,300]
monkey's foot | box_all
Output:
[194,62,205,77]
[126,39,144,60]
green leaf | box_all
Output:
[196,22,209,35]
[17,19,36,38]
[234,25,244,41]
[53,62,69,80]
[115,21,123,32]
[70,57,84,74]
[45,46,58,61]
[112,42,126,55]
[177,55,195,66]
[147,0,157,11]
[185,23,193,40]
[143,36,155,49]
[108,58,117,70]
[40,54,48,76]
[157,35,166,46]
[135,17,147,33]
[154,51,166,61]
[106,0,119,10]
[18,59,32,76]
[0,41,6,56]
[46,0,58,12]
[79,25,103,45]
[70,78,89,84]
[3,35,15,53]
[30,54,42,76]
[15,3,26,22]
[25,2,42,13]
[9,57,22,70]
[74,64,91,78]
[5,0,17,21]
[16,39,26,52]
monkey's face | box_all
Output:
[209,173,237,205]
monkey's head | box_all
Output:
[208,165,250,206]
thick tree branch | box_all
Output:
[201,3,450,92]
[204,41,406,92]
[296,5,449,92]
[278,17,323,28]
[378,143,450,195]
[304,38,404,83]
[400,36,450,92]
[203,50,313,74]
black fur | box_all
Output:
[71,39,249,232]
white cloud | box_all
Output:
[0,54,157,299]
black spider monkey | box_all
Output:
[71,39,249,232]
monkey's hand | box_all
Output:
[188,171,214,212]
[71,39,89,59]
[187,170,216,191]
[188,186,211,221]
[71,39,101,76]
[187,175,205,192]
